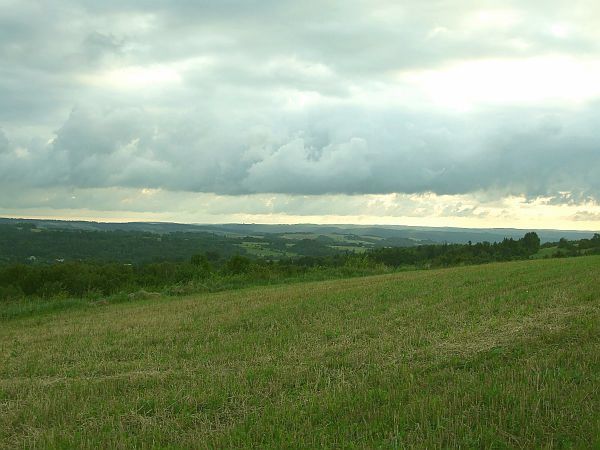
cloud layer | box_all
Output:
[1,0,599,224]
[2,103,599,200]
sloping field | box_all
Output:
[1,257,599,448]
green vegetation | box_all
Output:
[0,223,419,266]
[1,257,598,448]
[237,241,296,258]
[532,246,559,259]
[0,224,245,265]
[330,244,369,253]
[2,231,600,305]
[0,233,539,301]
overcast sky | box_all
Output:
[1,0,599,228]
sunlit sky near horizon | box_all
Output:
[1,1,599,230]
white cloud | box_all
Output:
[398,57,600,110]
[84,65,182,89]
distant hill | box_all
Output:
[0,217,596,244]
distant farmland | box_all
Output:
[1,256,599,448]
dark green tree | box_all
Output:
[224,255,251,275]
[190,254,211,273]
[522,232,541,254]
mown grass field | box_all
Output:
[1,256,599,448]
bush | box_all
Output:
[224,255,251,275]
[0,284,25,301]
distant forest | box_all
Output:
[0,222,421,265]
[0,220,598,302]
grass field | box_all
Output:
[330,245,369,253]
[237,241,292,258]
[1,256,599,448]
[532,246,559,259]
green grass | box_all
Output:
[1,256,599,448]
[329,244,368,253]
[280,232,376,246]
[532,246,559,259]
[280,232,321,240]
[238,241,292,258]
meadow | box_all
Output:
[1,256,599,448]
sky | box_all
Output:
[1,0,599,229]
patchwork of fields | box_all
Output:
[1,256,599,448]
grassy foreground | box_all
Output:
[1,257,599,448]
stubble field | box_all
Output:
[1,256,599,448]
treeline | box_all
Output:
[1,232,599,302]
[552,236,600,256]
[370,232,543,267]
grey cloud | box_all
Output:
[0,130,9,153]
[149,2,593,72]
[3,1,599,82]
[1,0,600,214]
[184,57,350,98]
[2,0,599,125]
[544,192,597,206]
[243,137,373,194]
[1,103,599,201]
[572,211,600,222]
[83,31,123,53]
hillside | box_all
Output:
[2,217,596,245]
[1,256,599,448]
[1,219,598,267]
[0,222,419,265]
